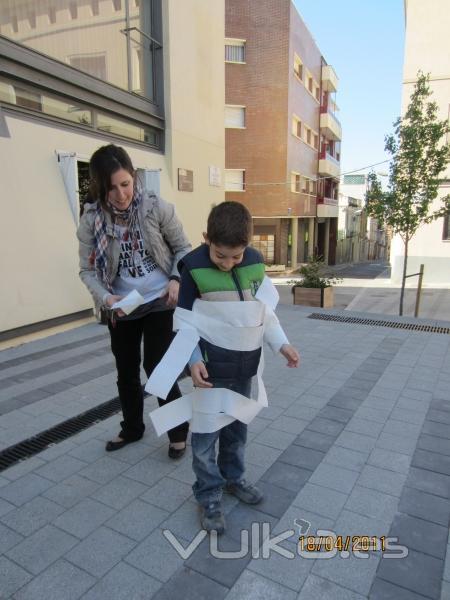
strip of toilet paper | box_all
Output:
[145,276,281,435]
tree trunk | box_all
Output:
[399,235,409,316]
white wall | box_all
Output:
[0,0,225,332]
[391,0,450,284]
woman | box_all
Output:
[77,144,191,458]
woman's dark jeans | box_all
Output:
[108,309,189,444]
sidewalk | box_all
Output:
[1,305,450,599]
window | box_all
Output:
[306,127,311,145]
[0,0,164,148]
[315,85,320,101]
[225,39,246,63]
[313,133,319,150]
[443,215,450,240]
[301,176,308,193]
[252,234,275,263]
[225,169,245,192]
[291,172,301,193]
[294,54,303,81]
[225,105,245,128]
[308,76,313,93]
[292,115,302,138]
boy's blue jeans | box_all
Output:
[191,378,251,507]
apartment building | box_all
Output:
[224,0,341,267]
[0,0,225,335]
[390,0,450,284]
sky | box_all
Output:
[293,0,405,177]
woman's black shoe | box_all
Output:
[168,443,186,459]
[105,438,133,452]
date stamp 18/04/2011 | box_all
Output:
[298,532,409,559]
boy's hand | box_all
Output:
[191,361,213,388]
[280,344,300,368]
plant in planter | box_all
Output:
[289,256,341,308]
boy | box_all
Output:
[177,201,300,534]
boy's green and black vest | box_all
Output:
[178,244,265,381]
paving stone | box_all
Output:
[54,497,115,538]
[245,442,282,468]
[248,481,296,518]
[225,569,298,600]
[79,456,129,484]
[253,427,297,450]
[0,496,15,518]
[247,540,312,591]
[377,548,443,599]
[407,467,450,499]
[376,432,418,455]
[91,475,148,510]
[184,533,253,588]
[160,500,204,543]
[298,573,366,600]
[418,434,450,457]
[423,421,450,440]
[0,473,53,507]
[399,486,450,527]
[368,448,411,475]
[345,417,384,438]
[34,454,88,483]
[345,486,399,522]
[67,438,107,463]
[283,404,319,421]
[0,555,32,598]
[383,419,423,438]
[270,415,308,435]
[224,504,278,544]
[390,408,426,425]
[42,474,100,508]
[106,499,169,541]
[324,445,369,472]
[293,482,348,519]
[247,416,270,434]
[0,520,23,553]
[82,561,162,600]
[335,431,377,453]
[122,456,176,487]
[139,476,193,512]
[261,461,311,493]
[6,524,78,574]
[13,559,95,600]
[151,566,228,600]
[369,577,430,599]
[0,496,65,536]
[308,417,345,437]
[65,526,136,577]
[309,463,359,494]
[319,406,354,424]
[125,527,186,583]
[358,465,407,497]
[413,449,450,477]
[2,456,48,482]
[278,445,324,470]
[312,549,380,596]
[389,513,448,559]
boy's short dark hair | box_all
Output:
[207,201,252,247]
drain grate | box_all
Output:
[0,397,121,473]
[308,313,450,334]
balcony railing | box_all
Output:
[317,194,339,206]
[319,147,340,164]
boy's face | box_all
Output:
[204,235,245,272]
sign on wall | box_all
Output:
[178,168,193,192]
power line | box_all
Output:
[227,159,390,187]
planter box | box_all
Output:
[293,286,334,308]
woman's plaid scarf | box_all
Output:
[93,188,142,291]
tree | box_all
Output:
[366,72,450,316]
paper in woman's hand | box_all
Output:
[111,289,145,315]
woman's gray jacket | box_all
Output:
[77,190,191,311]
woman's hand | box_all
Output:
[105,294,126,318]
[280,344,300,368]
[191,361,213,388]
[163,280,180,308]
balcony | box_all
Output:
[321,65,339,93]
[318,148,340,179]
[320,109,342,141]
[317,194,339,218]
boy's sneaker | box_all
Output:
[225,480,264,504]
[200,502,225,535]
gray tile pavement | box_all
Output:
[0,307,449,598]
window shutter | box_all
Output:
[225,106,245,128]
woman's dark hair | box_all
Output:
[207,201,253,247]
[89,144,135,208]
